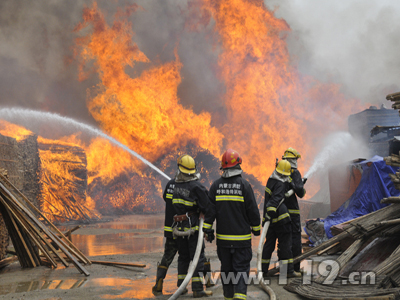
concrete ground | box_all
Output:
[0,215,312,300]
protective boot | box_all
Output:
[193,290,213,298]
[152,278,163,296]
[152,263,168,295]
[287,271,302,278]
[204,259,215,287]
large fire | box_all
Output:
[73,2,362,190]
[0,1,364,221]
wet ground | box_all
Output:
[0,214,314,300]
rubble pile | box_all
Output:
[285,203,400,298]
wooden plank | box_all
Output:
[0,196,36,267]
[9,202,64,268]
[314,238,365,284]
[0,256,18,269]
[268,229,354,276]
[317,242,340,256]
[0,159,18,163]
[91,260,146,268]
[0,182,90,276]
[381,197,400,204]
[0,173,91,265]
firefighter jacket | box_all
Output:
[172,180,210,232]
[207,175,261,248]
[287,169,306,230]
[263,177,291,227]
[163,179,176,238]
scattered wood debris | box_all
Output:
[91,260,146,268]
[0,171,91,276]
[0,255,18,270]
[279,203,400,298]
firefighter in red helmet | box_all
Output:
[262,160,301,278]
[205,149,261,300]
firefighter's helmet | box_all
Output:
[282,147,301,159]
[276,159,291,176]
[177,154,196,175]
[221,149,242,169]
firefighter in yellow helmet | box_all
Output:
[172,154,212,298]
[206,149,260,300]
[262,160,301,278]
[152,155,214,296]
[282,147,306,273]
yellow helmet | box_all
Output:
[276,159,291,176]
[177,154,196,175]
[282,147,301,159]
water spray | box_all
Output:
[0,107,171,181]
[304,131,354,180]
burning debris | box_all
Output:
[38,137,99,223]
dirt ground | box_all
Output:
[0,215,309,300]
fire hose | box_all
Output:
[169,216,205,300]
[256,189,294,300]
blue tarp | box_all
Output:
[323,155,400,239]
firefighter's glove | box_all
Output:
[203,229,215,243]
[266,207,277,219]
[302,178,308,185]
[289,180,296,190]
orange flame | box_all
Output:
[38,136,98,222]
[74,3,223,163]
[192,0,363,185]
[0,120,34,141]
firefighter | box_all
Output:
[152,156,214,295]
[206,149,261,300]
[152,176,183,295]
[172,154,212,298]
[282,147,306,273]
[262,159,300,278]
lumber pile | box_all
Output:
[38,138,100,223]
[387,91,400,113]
[0,172,91,275]
[0,134,22,260]
[384,152,400,191]
[281,203,400,299]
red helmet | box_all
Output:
[221,149,242,169]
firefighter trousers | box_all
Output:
[177,232,206,292]
[217,247,252,300]
[291,217,302,272]
[262,224,293,275]
[156,237,178,281]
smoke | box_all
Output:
[2,0,397,128]
[0,0,223,126]
[264,0,400,105]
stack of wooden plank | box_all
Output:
[0,170,91,275]
[38,138,99,223]
[386,91,400,115]
[384,152,400,191]
[280,202,400,299]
